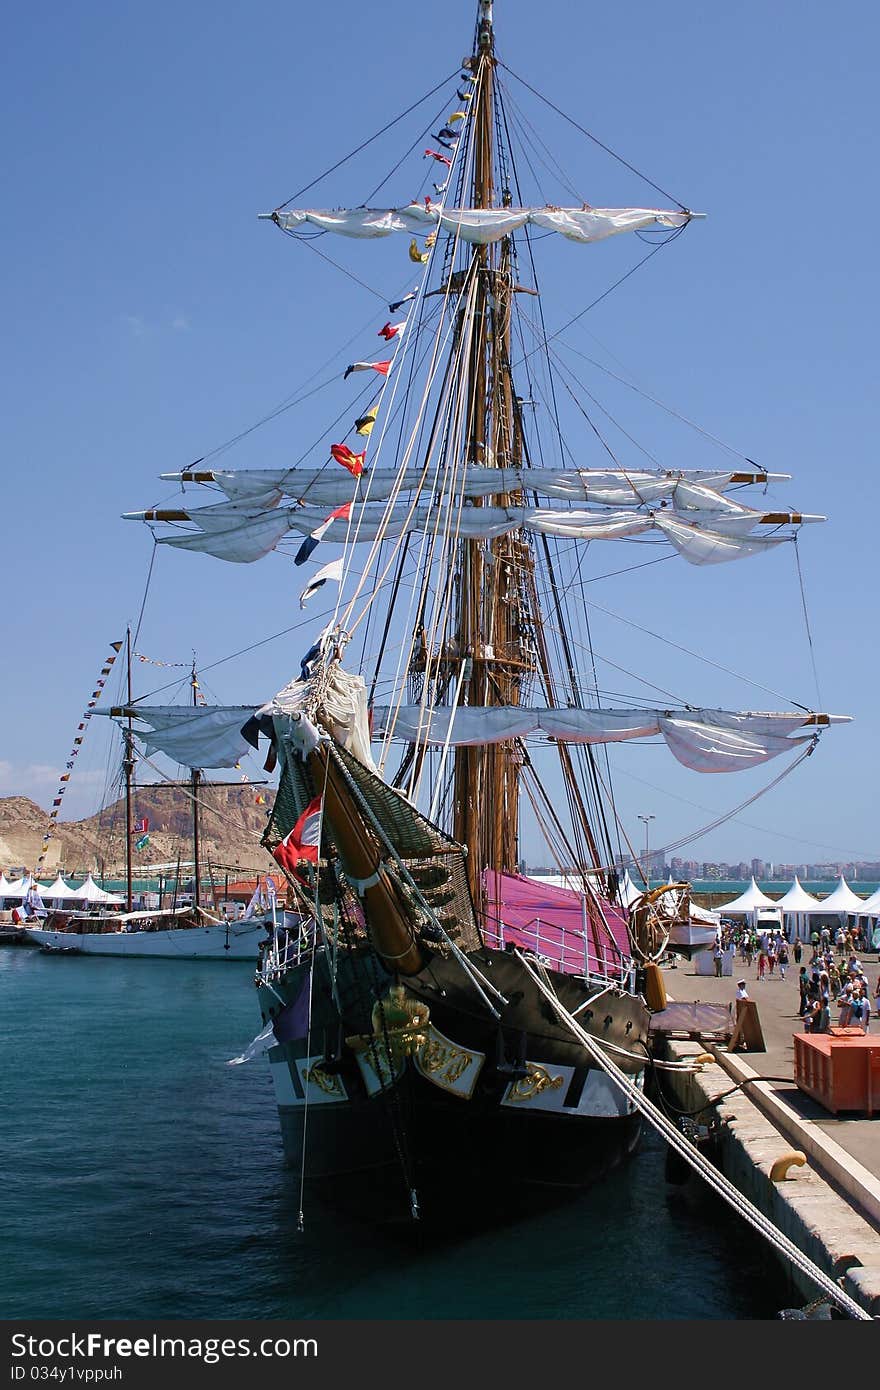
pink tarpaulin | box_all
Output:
[482,870,632,978]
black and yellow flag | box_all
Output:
[355,407,379,437]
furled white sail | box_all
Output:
[268,203,694,245]
[160,465,788,509]
[652,514,788,564]
[371,705,844,773]
[161,512,295,563]
[280,499,798,558]
[100,706,260,767]
[145,497,806,565]
[110,687,844,776]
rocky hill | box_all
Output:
[0,785,274,878]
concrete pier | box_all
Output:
[654,953,880,1316]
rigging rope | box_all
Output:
[513,950,870,1319]
[276,71,461,208]
[497,62,689,211]
[133,541,158,650]
[286,233,394,303]
[599,740,820,870]
[793,534,824,709]
[578,593,813,712]
[551,338,762,465]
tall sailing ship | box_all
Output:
[118,1,846,1220]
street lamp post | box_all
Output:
[638,814,656,889]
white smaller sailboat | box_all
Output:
[26,632,275,960]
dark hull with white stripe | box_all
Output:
[259,945,649,1226]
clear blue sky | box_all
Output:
[3,0,877,870]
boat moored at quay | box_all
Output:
[116,1,849,1224]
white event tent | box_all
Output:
[855,885,880,920]
[39,874,79,906]
[715,877,784,934]
[618,870,645,909]
[74,873,125,906]
[774,876,821,943]
[816,875,866,919]
[733,874,868,943]
[853,887,880,948]
[717,877,775,914]
[3,874,44,900]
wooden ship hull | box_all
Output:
[258,944,648,1224]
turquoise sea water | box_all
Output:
[688,881,880,898]
[0,949,789,1320]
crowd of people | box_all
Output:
[796,950,877,1034]
[722,921,878,1033]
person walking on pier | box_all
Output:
[777,940,789,980]
[798,967,810,1017]
[757,949,767,982]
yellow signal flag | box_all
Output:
[409,239,430,263]
[447,111,466,122]
[355,406,379,437]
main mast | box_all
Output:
[123,626,135,912]
[452,1,533,902]
[190,660,202,910]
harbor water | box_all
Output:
[1,948,789,1320]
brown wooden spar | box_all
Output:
[304,740,424,976]
[452,7,531,898]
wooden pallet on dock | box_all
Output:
[647,1001,734,1043]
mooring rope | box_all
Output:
[513,950,871,1320]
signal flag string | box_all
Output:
[35,639,125,876]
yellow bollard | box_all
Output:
[770,1151,807,1182]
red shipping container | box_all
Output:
[793,1030,880,1116]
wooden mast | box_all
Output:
[452,1,532,905]
[123,626,135,912]
[190,660,202,910]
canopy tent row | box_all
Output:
[0,873,124,906]
[717,875,876,942]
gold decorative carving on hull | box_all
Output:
[420,1036,473,1084]
[302,1065,346,1099]
[507,1064,564,1102]
[345,985,430,1093]
[413,1024,485,1098]
[346,985,431,1066]
[356,1044,403,1091]
[346,989,486,1098]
